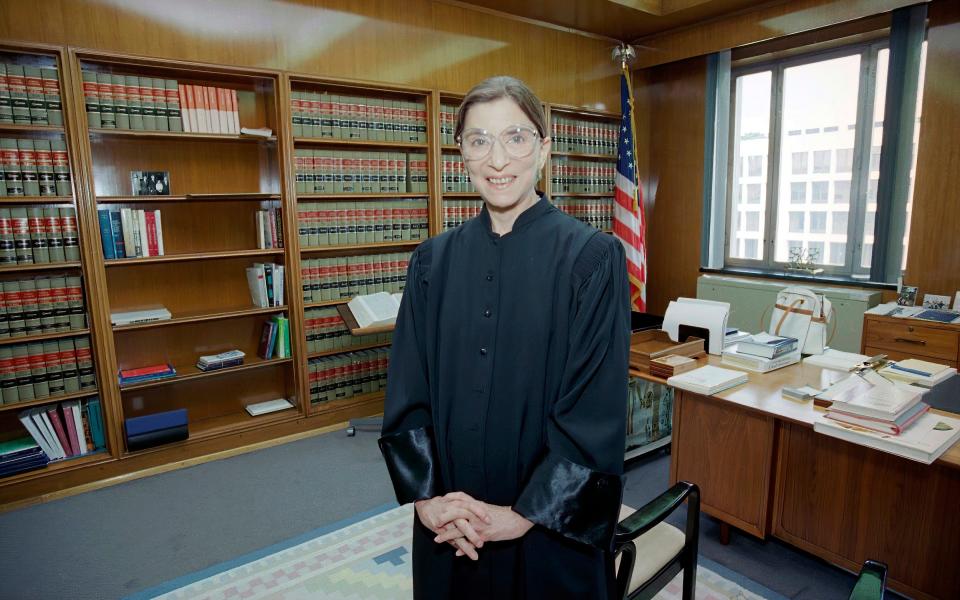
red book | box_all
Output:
[177,83,192,132]
[46,406,75,457]
[143,210,159,256]
[62,403,82,457]
[119,363,174,379]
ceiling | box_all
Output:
[450,0,779,42]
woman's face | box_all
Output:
[460,97,550,211]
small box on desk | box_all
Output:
[125,408,188,452]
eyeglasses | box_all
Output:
[456,125,541,161]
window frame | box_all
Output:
[723,40,889,278]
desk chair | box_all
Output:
[849,560,888,600]
[614,481,700,600]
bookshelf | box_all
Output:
[0,42,111,486]
[69,49,302,459]
[545,105,619,233]
[285,75,433,416]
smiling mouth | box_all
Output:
[487,176,516,188]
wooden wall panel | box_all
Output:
[0,0,620,110]
[903,0,960,300]
[640,56,707,315]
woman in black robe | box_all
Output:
[379,76,629,599]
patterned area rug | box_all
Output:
[127,503,787,600]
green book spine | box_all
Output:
[66,276,86,329]
[58,338,78,392]
[291,91,303,137]
[140,77,156,130]
[153,78,169,132]
[41,67,62,126]
[0,277,7,337]
[28,206,49,263]
[293,148,306,193]
[0,347,14,404]
[11,208,31,264]
[398,153,408,193]
[28,342,49,399]
[36,277,56,331]
[24,67,48,125]
[7,65,30,125]
[316,258,329,302]
[0,209,13,263]
[4,281,25,336]
[360,97,373,141]
[111,74,129,129]
[0,64,13,123]
[50,276,69,331]
[166,79,182,132]
[359,152,372,194]
[43,207,65,262]
[328,94,340,139]
[125,75,143,130]
[18,139,39,196]
[1,138,22,196]
[320,93,332,138]
[96,72,115,128]
[82,70,101,128]
[20,279,40,335]
[50,140,71,196]
[34,140,55,197]
[76,336,95,389]
[60,207,80,261]
[13,344,33,401]
[43,341,64,396]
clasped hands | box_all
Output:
[415,491,533,560]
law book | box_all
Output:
[10,207,31,263]
[34,140,55,197]
[50,140,71,196]
[7,66,30,125]
[667,365,749,395]
[94,72,114,128]
[22,66,46,125]
[0,64,12,124]
[21,283,41,337]
[97,208,116,259]
[177,83,193,132]
[111,74,129,129]
[165,79,183,132]
[347,292,400,329]
[18,140,37,196]
[126,75,143,130]
[27,206,48,263]
[43,340,63,396]
[147,78,166,132]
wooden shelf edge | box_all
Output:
[0,451,111,487]
[0,388,100,413]
[551,151,617,160]
[97,193,280,202]
[119,357,294,392]
[441,192,481,198]
[0,123,65,134]
[0,328,90,347]
[293,137,427,149]
[104,249,284,266]
[296,193,428,200]
[310,390,385,415]
[0,262,82,273]
[89,128,276,142]
[551,192,615,198]
[307,341,391,359]
[0,196,74,204]
[301,240,422,253]
[304,299,348,309]
[112,306,288,332]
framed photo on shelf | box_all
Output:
[131,171,170,196]
[897,285,918,306]
[922,293,953,310]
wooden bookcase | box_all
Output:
[0,42,108,485]
[435,92,482,232]
[545,104,620,233]
[284,74,433,416]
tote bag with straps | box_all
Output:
[766,286,835,355]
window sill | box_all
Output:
[701,266,897,291]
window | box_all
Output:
[810,211,827,233]
[811,181,829,203]
[808,241,825,263]
[791,152,808,175]
[789,212,805,233]
[812,150,831,173]
[836,148,854,172]
[832,212,848,235]
[790,182,806,203]
[717,23,927,280]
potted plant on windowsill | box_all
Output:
[785,247,824,276]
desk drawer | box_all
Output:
[863,321,959,361]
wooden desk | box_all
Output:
[632,358,960,600]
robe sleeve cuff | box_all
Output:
[513,453,623,549]
[378,426,440,504]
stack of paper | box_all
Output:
[878,359,957,388]
[815,412,960,464]
[722,346,800,373]
[802,349,869,371]
[667,365,748,395]
[822,375,928,435]
[736,332,798,359]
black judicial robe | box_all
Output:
[379,195,629,599]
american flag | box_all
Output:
[612,71,647,312]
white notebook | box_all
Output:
[348,292,400,329]
[667,365,748,395]
[814,412,960,464]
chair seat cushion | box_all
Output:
[617,504,686,593]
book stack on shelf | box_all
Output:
[552,197,613,231]
[1,138,72,197]
[1,334,96,405]
[0,437,49,478]
[443,198,483,230]
[178,85,240,134]
[258,315,290,359]
[550,158,615,195]
[304,306,391,354]
[438,103,458,145]
[441,155,476,194]
[16,396,105,464]
[196,349,245,371]
[246,262,285,308]
[722,332,801,373]
[118,363,176,386]
[877,359,957,388]
[256,208,283,249]
[300,252,409,303]
[124,408,187,451]
[297,199,428,247]
[294,150,427,194]
[1,275,87,337]
[0,62,63,126]
[308,346,389,405]
[96,207,164,258]
[81,69,183,132]
[0,205,79,265]
[290,92,427,142]
[550,114,618,156]
[814,374,960,464]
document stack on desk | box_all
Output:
[877,359,957,388]
[667,365,748,395]
[722,332,801,373]
[814,373,960,464]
